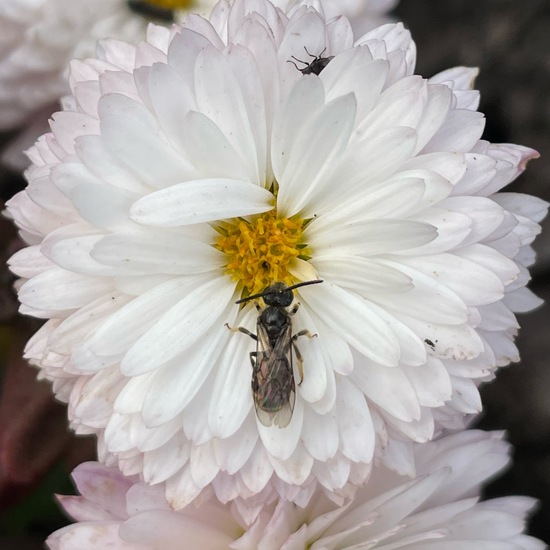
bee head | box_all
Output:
[235,280,323,307]
[262,283,293,307]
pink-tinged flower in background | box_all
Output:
[6,0,547,517]
[47,430,545,549]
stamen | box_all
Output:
[214,209,310,298]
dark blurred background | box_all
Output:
[0,0,549,547]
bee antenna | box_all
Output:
[235,291,266,304]
[235,279,323,304]
[286,279,323,292]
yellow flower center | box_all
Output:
[142,0,196,8]
[215,209,310,298]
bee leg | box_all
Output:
[291,330,318,385]
[291,340,305,385]
[288,302,301,316]
[292,329,317,340]
[224,323,258,341]
[249,351,258,368]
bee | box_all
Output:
[226,280,323,428]
[288,47,334,75]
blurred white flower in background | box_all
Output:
[0,0,218,170]
[46,430,545,549]
[6,0,547,519]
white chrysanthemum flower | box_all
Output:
[6,0,547,513]
[0,0,218,169]
[47,430,545,549]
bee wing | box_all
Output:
[254,366,296,428]
[270,383,295,428]
[256,320,271,356]
[253,324,295,428]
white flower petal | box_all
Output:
[277,92,357,217]
[208,309,257,438]
[269,441,313,485]
[18,267,113,313]
[189,441,220,488]
[314,126,419,212]
[404,357,452,408]
[308,219,438,256]
[311,455,352,494]
[399,253,505,306]
[87,276,202,357]
[302,407,339,462]
[140,326,229,427]
[402,151,467,185]
[46,522,126,549]
[143,434,190,485]
[422,109,485,154]
[99,93,197,188]
[74,135,148,194]
[301,282,400,367]
[258,396,304,461]
[352,359,421,422]
[336,375,375,462]
[124,512,232,548]
[9,244,55,278]
[271,75,326,185]
[372,261,469,325]
[130,178,273,227]
[49,293,132,355]
[91,231,223,275]
[121,277,234,376]
[194,46,263,183]
[181,110,253,180]
[313,256,413,295]
[213,416,258,474]
[240,443,274,495]
[146,62,197,154]
[114,372,156,415]
[354,75,426,139]
[44,229,121,278]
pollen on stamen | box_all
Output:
[214,209,311,298]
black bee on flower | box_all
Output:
[227,280,323,428]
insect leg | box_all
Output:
[224,323,258,341]
[304,46,327,58]
[288,302,300,316]
[292,329,317,340]
[291,340,305,385]
[287,59,301,70]
[290,330,318,385]
[290,54,307,65]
